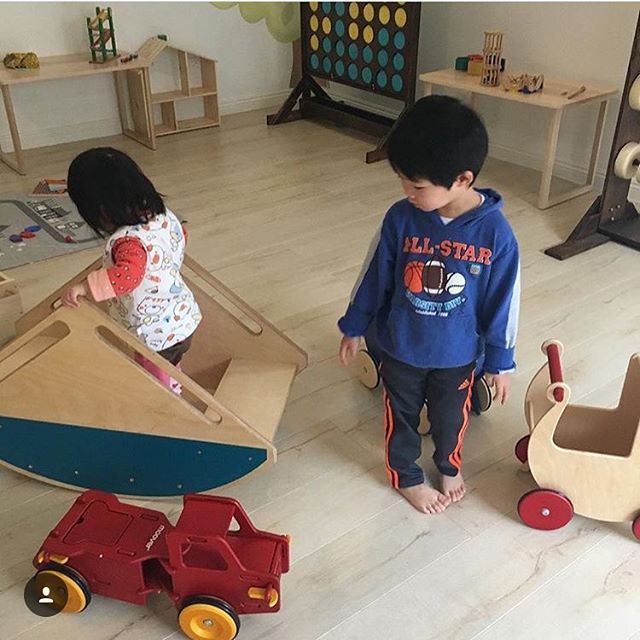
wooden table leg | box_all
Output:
[585,99,608,187]
[537,108,563,209]
[538,100,610,210]
[0,85,26,175]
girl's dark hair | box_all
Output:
[387,95,489,188]
[67,147,165,236]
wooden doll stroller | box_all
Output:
[515,340,640,540]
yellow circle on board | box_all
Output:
[349,2,359,19]
[349,22,359,40]
[322,16,331,34]
[363,3,374,22]
[395,7,407,28]
[363,25,374,44]
[310,15,319,31]
[379,5,391,24]
[310,2,319,11]
[310,34,319,50]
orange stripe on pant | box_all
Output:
[383,389,400,488]
[448,371,475,471]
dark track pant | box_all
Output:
[380,355,476,488]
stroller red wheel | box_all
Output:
[518,489,573,530]
[515,435,530,464]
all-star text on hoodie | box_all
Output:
[338,189,520,374]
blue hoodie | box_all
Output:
[338,189,520,374]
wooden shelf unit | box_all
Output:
[116,37,220,149]
[148,43,219,138]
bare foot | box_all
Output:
[441,472,466,503]
[398,484,451,514]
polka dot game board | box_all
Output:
[301,2,420,102]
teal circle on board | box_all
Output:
[348,43,359,60]
[335,19,345,37]
[335,2,346,17]
[322,37,332,53]
[363,45,373,64]
[377,69,388,88]
[335,59,345,76]
[392,74,403,92]
[378,28,390,46]
[393,52,405,71]
[378,49,389,67]
[394,31,406,50]
[322,3,332,14]
[310,53,320,70]
[348,62,358,80]
[323,56,332,73]
[362,66,373,84]
[336,40,345,57]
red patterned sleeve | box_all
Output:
[86,237,148,301]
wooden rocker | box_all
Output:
[0,256,307,497]
[515,340,640,539]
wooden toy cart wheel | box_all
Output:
[515,435,530,464]
[517,489,574,531]
[472,375,493,414]
[355,349,380,389]
[179,596,240,640]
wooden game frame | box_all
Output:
[546,12,640,259]
[268,2,421,163]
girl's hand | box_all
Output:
[61,281,89,308]
[484,372,511,405]
[339,335,361,366]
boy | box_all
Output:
[338,96,520,515]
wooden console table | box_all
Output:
[0,54,153,175]
[419,69,617,209]
[0,38,219,176]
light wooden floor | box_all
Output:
[2,110,640,640]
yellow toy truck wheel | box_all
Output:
[35,564,91,613]
[178,597,240,640]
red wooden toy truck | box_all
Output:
[26,490,290,639]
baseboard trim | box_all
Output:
[0,91,292,151]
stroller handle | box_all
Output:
[544,341,564,402]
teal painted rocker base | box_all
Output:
[0,416,268,496]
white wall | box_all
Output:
[419,3,639,187]
[0,2,292,149]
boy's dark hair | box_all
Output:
[387,95,488,188]
[67,147,165,236]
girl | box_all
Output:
[61,147,201,393]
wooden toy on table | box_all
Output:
[466,54,484,76]
[25,490,290,640]
[515,340,640,540]
[87,6,118,64]
[481,32,503,87]
[3,52,39,69]
[0,255,307,497]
